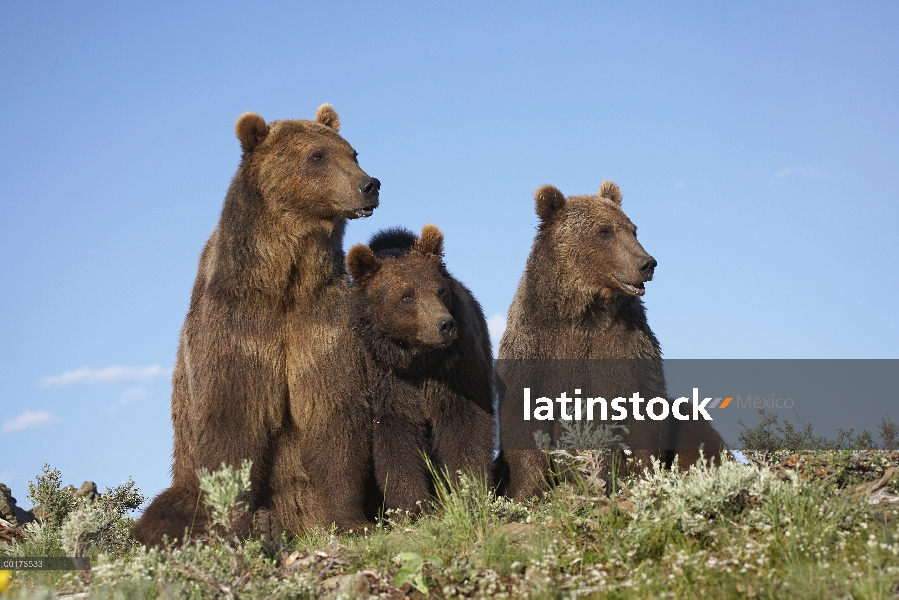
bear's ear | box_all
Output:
[534,185,566,222]
[347,244,380,280]
[235,112,269,153]
[413,224,444,258]
[315,103,341,132]
[598,180,623,205]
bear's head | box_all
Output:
[234,104,380,221]
[534,181,657,300]
[347,225,458,351]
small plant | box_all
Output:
[533,419,630,453]
[879,417,899,451]
[738,409,883,462]
[630,454,777,538]
[428,465,494,545]
[26,465,78,528]
[59,479,145,558]
[2,519,63,559]
[394,551,429,595]
[737,409,828,454]
[15,469,146,560]
[535,419,630,494]
[196,460,252,531]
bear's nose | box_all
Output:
[359,176,380,200]
[436,317,457,340]
[638,256,657,278]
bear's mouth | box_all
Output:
[420,336,455,350]
[614,276,646,297]
[351,205,376,218]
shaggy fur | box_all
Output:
[132,105,380,546]
[347,226,495,513]
[498,181,726,500]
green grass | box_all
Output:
[2,452,898,599]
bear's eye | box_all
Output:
[598,226,613,238]
[310,151,326,162]
[401,292,414,303]
[352,151,359,164]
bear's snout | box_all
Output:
[359,176,381,203]
[638,255,657,280]
[436,316,458,342]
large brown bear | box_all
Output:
[132,105,380,546]
[497,181,726,500]
[346,226,495,513]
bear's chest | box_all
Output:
[585,319,657,360]
[525,317,655,360]
[369,368,453,424]
[282,285,357,415]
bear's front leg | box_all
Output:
[373,414,432,514]
[431,395,495,487]
[269,381,374,534]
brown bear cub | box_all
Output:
[347,226,495,513]
[132,105,380,546]
[498,181,726,500]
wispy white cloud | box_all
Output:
[487,313,507,358]
[108,386,151,414]
[120,386,149,402]
[3,410,57,434]
[40,365,172,387]
[0,470,15,483]
[771,166,828,183]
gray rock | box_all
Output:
[317,573,371,599]
[75,481,98,501]
[0,483,34,527]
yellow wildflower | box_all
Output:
[0,569,11,595]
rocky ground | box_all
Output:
[0,480,100,543]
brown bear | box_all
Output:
[346,225,495,513]
[497,181,726,500]
[132,104,380,546]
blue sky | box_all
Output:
[2,2,897,506]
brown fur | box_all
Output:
[132,105,380,546]
[347,227,495,513]
[498,181,726,500]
